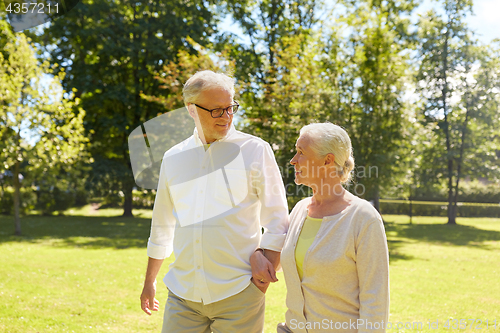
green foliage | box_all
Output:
[381,202,500,218]
[70,189,156,210]
[0,26,88,234]
[222,0,323,85]
[223,0,416,207]
[381,179,500,217]
[1,0,496,223]
[332,0,415,205]
[32,0,221,216]
[240,32,331,192]
[84,157,131,207]
[219,0,339,203]
[459,180,500,203]
[141,37,230,110]
[132,189,156,209]
[416,0,500,223]
[36,186,77,216]
[0,186,36,215]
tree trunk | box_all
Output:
[121,140,134,218]
[409,178,413,225]
[13,160,22,236]
[0,178,4,201]
[122,181,134,217]
[447,160,456,224]
[450,91,472,225]
[449,204,457,224]
[440,26,456,225]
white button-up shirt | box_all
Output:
[147,125,289,304]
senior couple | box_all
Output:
[140,71,389,333]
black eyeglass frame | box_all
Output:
[193,102,240,118]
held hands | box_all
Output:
[140,280,160,315]
[250,249,279,293]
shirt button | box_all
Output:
[196,239,200,243]
[197,265,201,269]
[197,214,200,218]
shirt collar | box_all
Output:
[193,123,236,147]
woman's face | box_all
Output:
[290,134,330,187]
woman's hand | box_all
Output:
[250,249,279,292]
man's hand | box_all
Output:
[250,249,279,293]
[140,258,163,315]
[140,280,160,315]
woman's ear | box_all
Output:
[324,153,335,166]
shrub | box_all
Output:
[36,187,76,215]
[132,190,156,209]
[380,181,500,217]
[0,186,37,215]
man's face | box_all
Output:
[189,88,234,144]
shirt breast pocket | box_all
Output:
[215,167,249,207]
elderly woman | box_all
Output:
[251,123,389,333]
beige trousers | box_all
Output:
[277,322,294,333]
[162,282,265,333]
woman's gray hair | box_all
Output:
[299,122,355,184]
[183,70,235,106]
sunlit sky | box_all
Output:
[221,0,500,45]
[424,0,500,44]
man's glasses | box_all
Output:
[194,102,240,118]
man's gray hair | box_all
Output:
[300,122,355,184]
[183,70,235,106]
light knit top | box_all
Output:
[295,216,323,280]
[281,196,390,333]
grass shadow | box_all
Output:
[0,214,151,249]
[384,221,500,251]
[387,239,415,262]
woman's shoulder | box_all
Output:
[289,197,311,221]
[348,195,383,224]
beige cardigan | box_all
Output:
[281,196,389,333]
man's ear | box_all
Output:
[187,104,197,119]
[324,153,335,166]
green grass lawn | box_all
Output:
[1,209,499,332]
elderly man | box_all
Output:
[140,70,288,333]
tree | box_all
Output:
[321,0,416,211]
[31,0,220,216]
[241,32,332,203]
[223,0,323,85]
[141,38,227,111]
[0,23,87,235]
[219,0,417,210]
[217,1,327,207]
[221,0,324,136]
[416,0,500,224]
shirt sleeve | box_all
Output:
[356,218,390,333]
[254,142,289,252]
[147,155,176,259]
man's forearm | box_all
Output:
[144,257,164,284]
[263,249,281,271]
